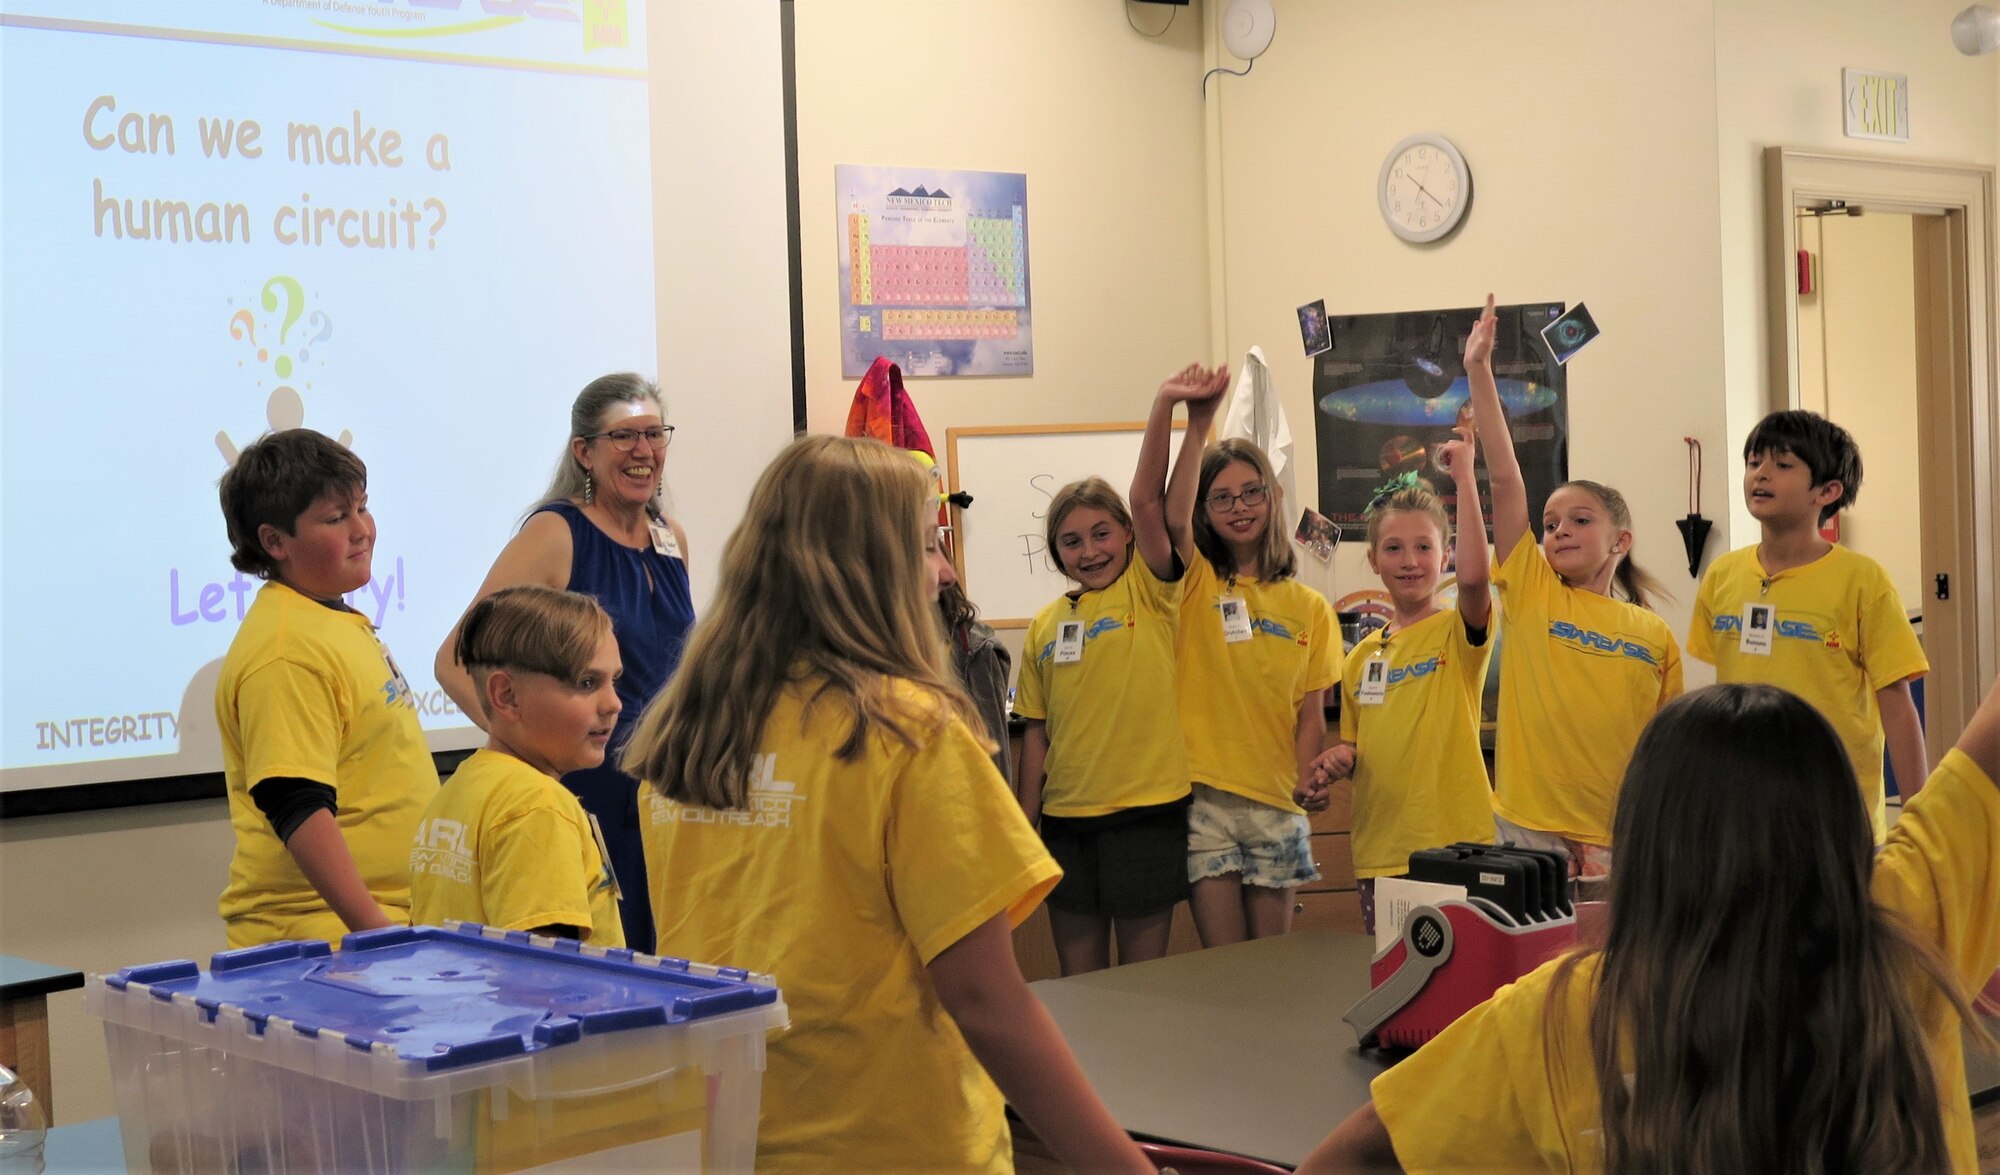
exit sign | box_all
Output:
[1843,69,1909,143]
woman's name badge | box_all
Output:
[1739,602,1775,655]
[1357,655,1389,705]
[1054,620,1085,664]
[1219,595,1253,643]
[649,521,681,559]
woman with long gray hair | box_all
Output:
[436,373,694,951]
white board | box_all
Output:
[946,423,1179,628]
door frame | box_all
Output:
[1764,147,1997,752]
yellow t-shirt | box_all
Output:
[1341,609,1496,878]
[1014,556,1189,817]
[641,676,1060,1175]
[1491,537,1682,846]
[216,581,439,948]
[1371,748,2000,1173]
[1689,544,1928,841]
[1176,558,1343,812]
[409,747,624,946]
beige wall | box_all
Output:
[1715,0,2000,543]
[1794,211,1926,607]
[0,800,232,1125]
[794,0,1214,437]
[1205,0,1730,673]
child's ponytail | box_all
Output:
[1613,556,1670,612]
[1562,479,1672,610]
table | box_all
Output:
[1031,932,2000,1168]
[1031,932,1386,1167]
[38,1115,125,1173]
[0,954,84,1123]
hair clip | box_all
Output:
[1366,470,1424,512]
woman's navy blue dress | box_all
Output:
[533,501,694,953]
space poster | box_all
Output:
[1312,301,1571,543]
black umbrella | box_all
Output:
[1676,436,1714,579]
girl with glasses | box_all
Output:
[433,372,695,953]
[1175,436,1343,946]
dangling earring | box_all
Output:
[582,468,595,505]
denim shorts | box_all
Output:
[1186,783,1320,889]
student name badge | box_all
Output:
[1219,595,1253,643]
[586,812,625,902]
[1739,602,1776,656]
[1357,655,1389,705]
[1054,620,1085,664]
[648,521,681,559]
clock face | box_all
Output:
[1379,135,1470,243]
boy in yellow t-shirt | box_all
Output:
[1689,410,1927,841]
[215,430,440,949]
[411,586,625,944]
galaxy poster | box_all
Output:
[1312,301,1570,541]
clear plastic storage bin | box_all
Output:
[84,922,786,1173]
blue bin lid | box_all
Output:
[104,924,779,1072]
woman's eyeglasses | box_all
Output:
[585,426,675,451]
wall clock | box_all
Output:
[1378,133,1471,244]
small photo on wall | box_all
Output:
[1294,508,1340,561]
[1540,302,1600,366]
[1297,299,1334,357]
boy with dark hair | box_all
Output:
[1688,410,1928,840]
[215,430,439,947]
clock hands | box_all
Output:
[1409,176,1444,208]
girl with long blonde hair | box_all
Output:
[624,435,1149,1175]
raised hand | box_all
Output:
[1157,363,1216,403]
[1463,293,1497,369]
[1188,363,1230,423]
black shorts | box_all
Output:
[1039,795,1191,918]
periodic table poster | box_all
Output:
[836,164,1033,378]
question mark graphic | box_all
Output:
[230,309,267,366]
[300,311,333,362]
[262,276,304,379]
[423,198,447,250]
